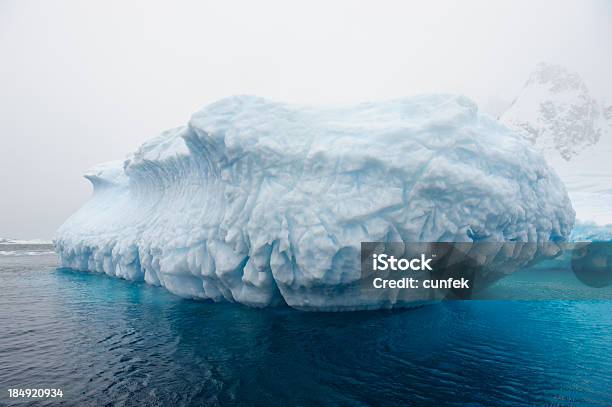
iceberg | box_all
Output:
[55,95,574,310]
[0,238,52,245]
[570,221,612,242]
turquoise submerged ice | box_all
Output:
[55,95,575,310]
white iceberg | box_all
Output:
[0,238,52,245]
[571,221,612,242]
[55,95,574,310]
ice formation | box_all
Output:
[0,238,52,245]
[571,222,612,242]
[55,95,574,310]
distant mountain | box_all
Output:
[500,63,611,162]
[500,63,612,226]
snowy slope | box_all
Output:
[55,95,574,310]
[500,63,612,231]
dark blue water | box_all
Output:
[1,251,611,406]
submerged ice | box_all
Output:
[55,95,574,310]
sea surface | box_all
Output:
[1,245,611,406]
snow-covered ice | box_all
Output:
[55,95,574,310]
[571,222,612,242]
[0,250,56,256]
[0,238,52,245]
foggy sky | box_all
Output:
[1,0,611,239]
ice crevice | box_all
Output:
[55,95,575,310]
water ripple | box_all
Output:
[0,255,611,405]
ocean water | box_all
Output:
[1,248,611,406]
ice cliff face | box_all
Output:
[55,95,574,310]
